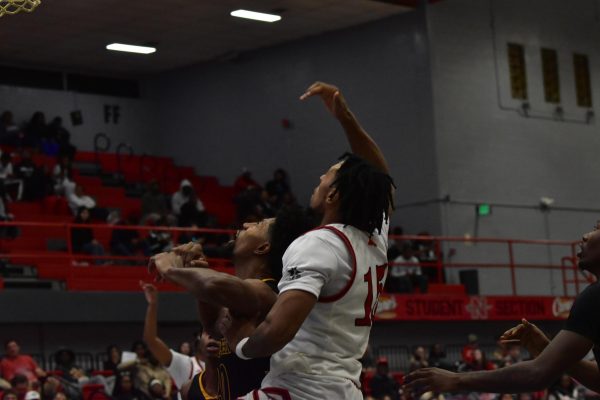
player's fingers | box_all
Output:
[299,86,323,100]
[499,339,521,344]
[190,259,209,268]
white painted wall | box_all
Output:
[0,85,157,155]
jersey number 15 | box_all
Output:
[355,264,387,327]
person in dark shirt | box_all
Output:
[405,222,600,395]
[370,357,399,400]
[103,345,121,373]
[71,207,105,265]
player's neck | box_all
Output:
[320,209,341,226]
[236,258,270,280]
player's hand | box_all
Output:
[404,368,459,397]
[140,281,158,305]
[300,81,350,120]
[499,318,550,357]
[150,252,183,280]
[172,242,207,268]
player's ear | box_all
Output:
[326,188,339,204]
[254,242,271,255]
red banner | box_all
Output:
[374,294,575,321]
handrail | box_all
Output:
[0,221,590,296]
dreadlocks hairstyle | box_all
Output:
[267,205,317,281]
[331,153,395,235]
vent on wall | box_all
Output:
[573,53,592,108]
[507,43,528,100]
[0,65,140,98]
[541,48,560,104]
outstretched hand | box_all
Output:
[404,368,459,397]
[140,281,158,305]
[499,318,550,357]
[148,252,184,281]
[172,242,208,268]
[300,81,349,120]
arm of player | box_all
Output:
[140,281,173,367]
[404,330,594,395]
[235,289,318,358]
[300,81,390,174]
[151,252,276,319]
[500,319,600,392]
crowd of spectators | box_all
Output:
[0,337,200,400]
[360,334,598,400]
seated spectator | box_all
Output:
[15,152,46,201]
[145,216,173,256]
[0,153,23,201]
[409,346,429,372]
[140,181,167,223]
[53,348,78,381]
[0,111,22,146]
[147,379,167,400]
[387,227,406,261]
[23,391,39,400]
[387,244,428,293]
[67,186,108,221]
[47,118,76,160]
[103,345,122,373]
[2,390,18,400]
[171,180,204,217]
[462,333,479,364]
[429,344,452,370]
[52,156,72,193]
[0,340,45,383]
[119,344,171,399]
[9,375,28,400]
[233,169,261,196]
[414,231,440,283]
[110,214,149,263]
[370,357,399,400]
[548,374,581,400]
[52,393,67,400]
[502,343,523,367]
[265,168,291,207]
[24,112,47,148]
[112,371,144,400]
[177,342,192,358]
[178,192,208,228]
[459,348,496,372]
[71,207,105,265]
[0,183,18,240]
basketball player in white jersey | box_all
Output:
[227,82,395,400]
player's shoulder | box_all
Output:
[577,282,600,302]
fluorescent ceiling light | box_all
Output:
[230,9,281,23]
[106,43,156,54]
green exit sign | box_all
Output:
[476,204,492,216]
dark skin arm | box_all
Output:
[140,281,173,367]
[230,289,318,358]
[405,330,594,395]
[300,81,390,174]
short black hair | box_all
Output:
[267,205,316,281]
[331,153,395,235]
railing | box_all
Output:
[0,221,594,296]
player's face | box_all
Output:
[199,331,220,360]
[233,218,274,261]
[577,224,600,273]
[309,162,343,212]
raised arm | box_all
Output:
[405,330,594,395]
[300,81,389,174]
[140,282,173,367]
[500,319,600,392]
[150,252,276,320]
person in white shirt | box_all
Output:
[68,185,96,215]
[389,243,428,293]
[140,281,219,399]
[225,82,395,400]
[0,153,23,201]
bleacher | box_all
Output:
[0,149,237,292]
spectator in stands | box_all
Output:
[462,333,479,364]
[0,111,22,147]
[409,346,429,372]
[0,340,45,384]
[178,191,208,228]
[71,207,106,265]
[0,153,23,201]
[52,156,72,193]
[15,152,45,201]
[110,214,148,263]
[23,391,39,400]
[460,348,496,372]
[414,232,440,283]
[370,357,399,400]
[0,183,18,240]
[360,344,375,371]
[388,243,428,294]
[24,112,47,148]
[53,349,78,379]
[140,181,167,224]
[145,216,173,256]
[112,371,144,400]
[178,342,192,357]
[103,345,121,374]
[46,118,75,160]
[502,344,523,367]
[2,390,18,400]
[9,375,28,400]
[387,226,407,261]
[67,185,95,215]
[265,168,291,208]
[171,180,204,217]
[147,379,167,400]
[548,374,582,400]
[429,344,452,370]
[233,169,261,196]
[52,393,66,400]
[119,345,172,399]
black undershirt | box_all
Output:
[564,281,600,367]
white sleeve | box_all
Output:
[278,231,343,298]
[166,350,195,389]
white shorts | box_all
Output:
[237,372,362,400]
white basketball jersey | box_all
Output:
[268,220,389,386]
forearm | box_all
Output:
[457,361,551,393]
[143,303,172,366]
[567,360,600,392]
[337,108,389,173]
[241,316,294,359]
